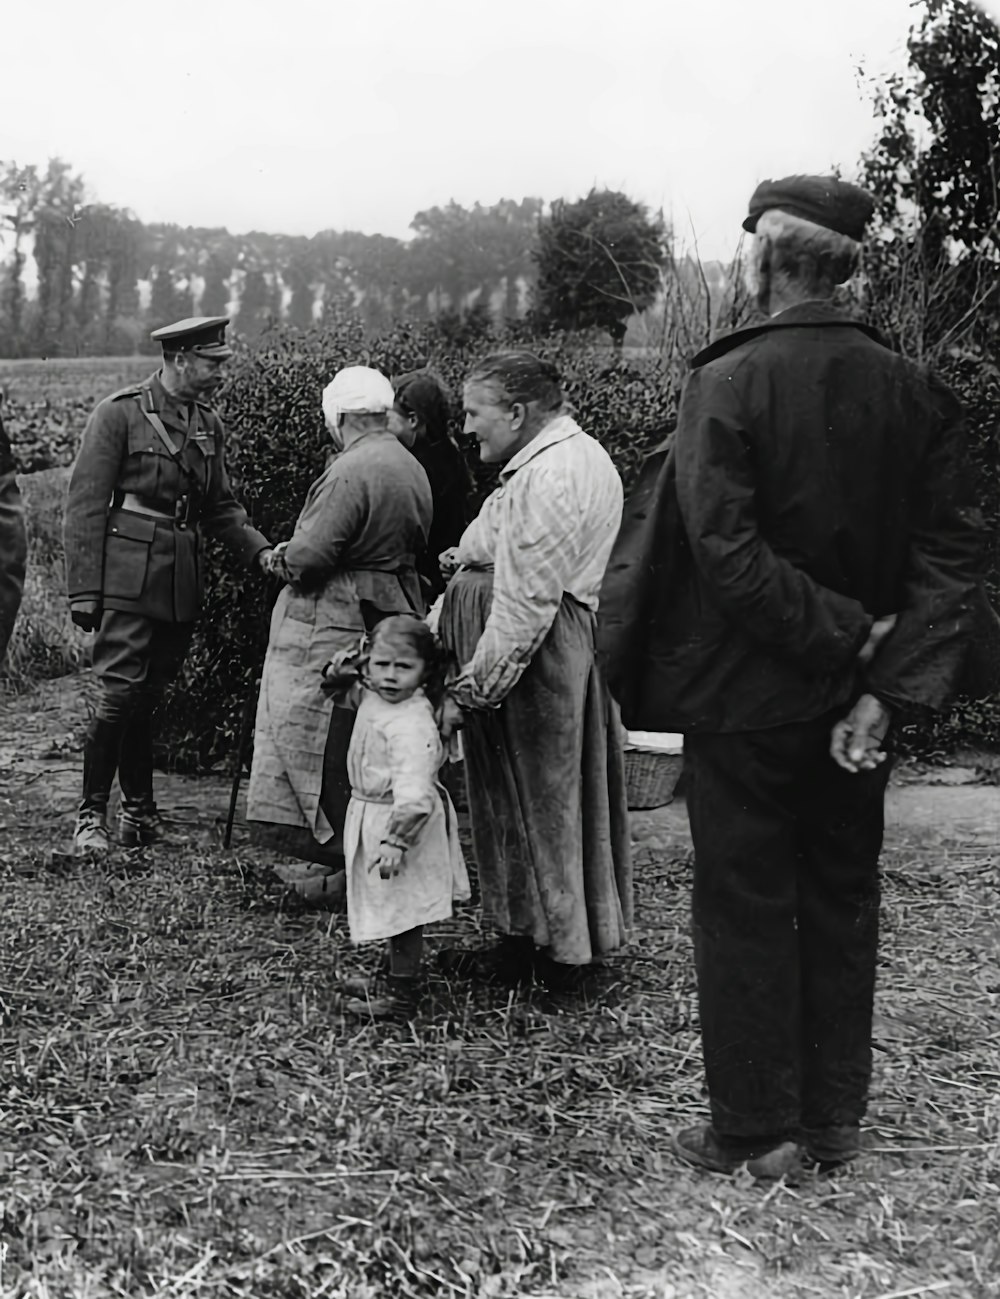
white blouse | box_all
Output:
[451,413,624,707]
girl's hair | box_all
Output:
[368,614,446,706]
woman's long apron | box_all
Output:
[440,568,632,965]
[247,568,421,865]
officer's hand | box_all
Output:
[70,599,102,633]
[257,547,276,574]
[830,693,892,773]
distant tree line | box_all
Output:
[0,163,678,357]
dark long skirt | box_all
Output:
[440,569,632,965]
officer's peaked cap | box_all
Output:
[150,316,233,359]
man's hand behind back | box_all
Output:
[830,693,892,773]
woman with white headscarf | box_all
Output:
[247,367,433,894]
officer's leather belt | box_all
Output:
[118,492,175,521]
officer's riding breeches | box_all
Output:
[81,611,194,813]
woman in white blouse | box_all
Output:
[437,351,632,991]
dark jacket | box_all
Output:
[281,430,433,618]
[0,410,27,663]
[407,433,476,599]
[64,372,270,622]
[601,303,984,732]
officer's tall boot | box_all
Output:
[74,717,124,856]
[118,710,161,848]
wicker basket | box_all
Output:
[624,749,684,810]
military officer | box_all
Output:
[0,394,27,665]
[64,317,272,855]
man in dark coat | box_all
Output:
[0,396,27,665]
[616,177,983,1177]
[64,317,272,855]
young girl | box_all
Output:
[321,614,470,1017]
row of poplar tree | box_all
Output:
[0,169,671,358]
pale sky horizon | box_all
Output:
[3,0,998,262]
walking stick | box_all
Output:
[224,575,281,849]
[223,673,261,848]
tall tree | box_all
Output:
[30,158,87,354]
[233,267,275,339]
[105,212,142,352]
[0,162,42,355]
[532,188,669,347]
[858,0,999,358]
[409,198,542,317]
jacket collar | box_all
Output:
[500,412,581,481]
[690,301,887,369]
[146,371,196,436]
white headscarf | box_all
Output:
[321,366,396,429]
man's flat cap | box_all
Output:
[743,175,875,241]
[150,316,232,359]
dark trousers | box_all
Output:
[685,712,891,1146]
[82,611,194,813]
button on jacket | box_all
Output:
[64,372,269,622]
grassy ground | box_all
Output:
[4,468,90,692]
[1,681,998,1298]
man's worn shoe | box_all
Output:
[672,1124,802,1180]
[73,810,111,857]
[119,804,164,849]
[802,1123,862,1169]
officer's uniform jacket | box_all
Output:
[0,411,27,663]
[64,372,269,622]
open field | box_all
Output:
[1,675,998,1299]
[0,357,156,472]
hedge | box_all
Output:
[155,318,678,771]
[147,318,1000,771]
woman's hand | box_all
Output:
[320,645,365,696]
[260,541,291,583]
[373,843,405,880]
[438,547,462,581]
[437,696,465,740]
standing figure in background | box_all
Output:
[247,367,432,893]
[612,176,983,1177]
[0,393,27,666]
[436,350,632,992]
[388,369,476,602]
[64,318,273,856]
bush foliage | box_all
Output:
[153,310,1000,771]
[155,318,679,770]
[892,351,1000,757]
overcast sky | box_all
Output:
[3,0,997,260]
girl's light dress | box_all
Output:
[344,688,470,944]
